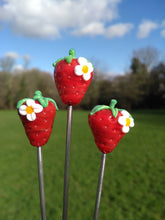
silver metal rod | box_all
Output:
[37,147,47,220]
[63,105,73,220]
[94,153,107,220]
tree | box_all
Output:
[130,57,148,75]
[129,57,150,108]
[97,80,113,105]
[133,46,159,70]
[0,56,15,72]
[23,55,30,69]
[0,72,13,109]
[148,62,165,108]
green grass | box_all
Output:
[0,109,165,220]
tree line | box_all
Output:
[0,47,165,110]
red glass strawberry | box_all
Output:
[17,90,59,147]
[88,99,134,153]
[53,49,94,105]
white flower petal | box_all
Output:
[19,105,27,116]
[87,63,94,73]
[26,99,35,107]
[122,126,130,133]
[118,116,126,126]
[78,57,87,65]
[19,104,27,111]
[121,110,130,118]
[130,119,135,127]
[33,103,43,113]
[74,65,83,76]
[27,112,36,121]
[19,108,27,116]
[19,110,27,116]
[83,72,91,81]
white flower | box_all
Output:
[19,99,43,121]
[74,57,93,81]
[118,110,135,133]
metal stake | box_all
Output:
[63,105,73,220]
[94,153,107,220]
[37,147,47,220]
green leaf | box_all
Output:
[90,105,110,115]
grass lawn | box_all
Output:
[0,109,165,220]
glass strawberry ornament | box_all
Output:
[88,99,135,153]
[53,49,94,105]
[17,90,58,147]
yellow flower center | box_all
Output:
[82,65,88,74]
[26,106,34,114]
[126,118,131,127]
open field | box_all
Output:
[0,109,165,220]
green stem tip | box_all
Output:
[52,48,76,67]
[110,99,117,109]
[109,99,118,118]
[69,48,76,58]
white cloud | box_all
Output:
[162,20,165,27]
[0,0,122,39]
[5,51,19,59]
[161,20,165,38]
[13,64,24,72]
[72,22,105,36]
[105,23,133,38]
[4,51,31,60]
[1,51,31,71]
[137,20,159,39]
[161,29,165,38]
[23,54,30,60]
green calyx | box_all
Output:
[17,90,59,110]
[52,48,76,67]
[90,99,119,118]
